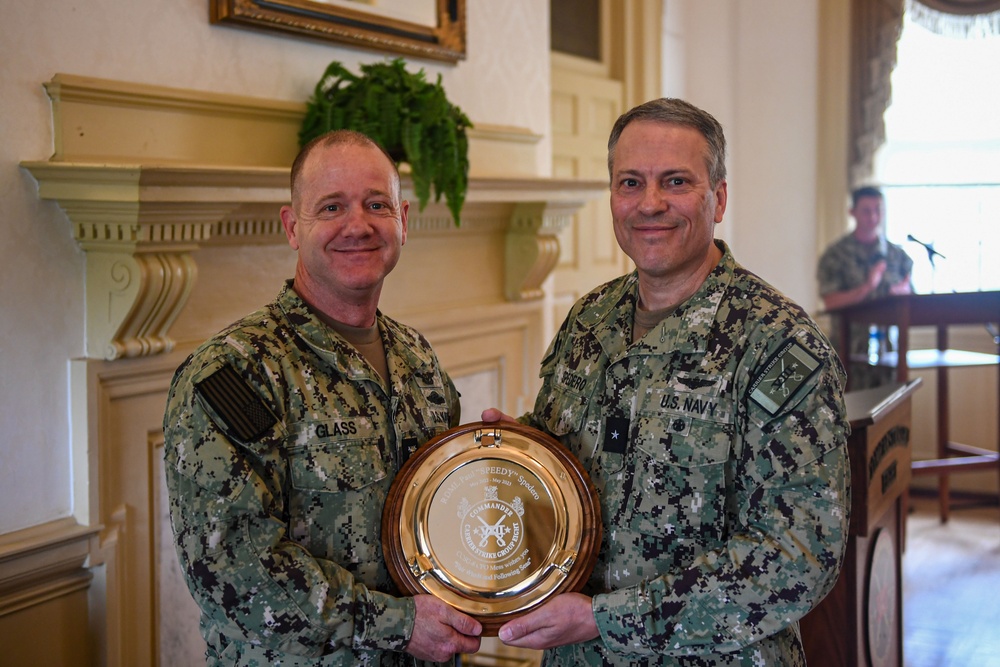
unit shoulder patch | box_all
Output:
[748,339,821,416]
[195,363,277,442]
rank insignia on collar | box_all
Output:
[748,339,821,416]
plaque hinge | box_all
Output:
[407,554,436,580]
[552,549,577,575]
[474,428,502,447]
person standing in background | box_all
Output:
[818,185,913,388]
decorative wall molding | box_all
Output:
[506,202,574,301]
[39,73,544,171]
[0,517,96,666]
[22,73,605,360]
[0,518,98,617]
[22,162,605,360]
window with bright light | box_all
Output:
[874,13,1000,294]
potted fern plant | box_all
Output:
[299,58,473,226]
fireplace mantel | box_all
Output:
[21,73,607,359]
[23,160,606,360]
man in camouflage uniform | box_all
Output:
[485,99,851,666]
[163,130,482,666]
[817,186,913,389]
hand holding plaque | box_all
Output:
[382,421,601,635]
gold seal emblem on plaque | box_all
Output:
[382,421,601,634]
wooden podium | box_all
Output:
[801,379,920,667]
[830,291,1000,522]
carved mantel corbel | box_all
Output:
[22,161,606,360]
[22,163,292,360]
[505,201,579,301]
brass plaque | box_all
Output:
[382,421,601,634]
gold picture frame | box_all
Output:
[210,0,466,63]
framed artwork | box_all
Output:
[211,0,466,63]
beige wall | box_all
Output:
[0,2,550,658]
[0,0,550,537]
[663,0,832,311]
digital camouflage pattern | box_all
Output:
[522,242,851,666]
[163,281,460,667]
[817,233,913,389]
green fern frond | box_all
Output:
[298,58,472,225]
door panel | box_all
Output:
[550,56,627,329]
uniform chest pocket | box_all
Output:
[626,413,734,543]
[286,437,389,565]
[541,387,591,438]
[286,417,386,492]
[288,437,387,493]
[404,371,454,440]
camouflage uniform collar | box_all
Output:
[276,281,437,385]
[379,316,441,384]
[583,241,735,356]
[844,231,884,258]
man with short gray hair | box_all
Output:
[485,98,850,666]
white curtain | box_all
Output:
[909,0,1000,37]
[849,0,1000,187]
[850,0,904,187]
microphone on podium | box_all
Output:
[906,234,946,261]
